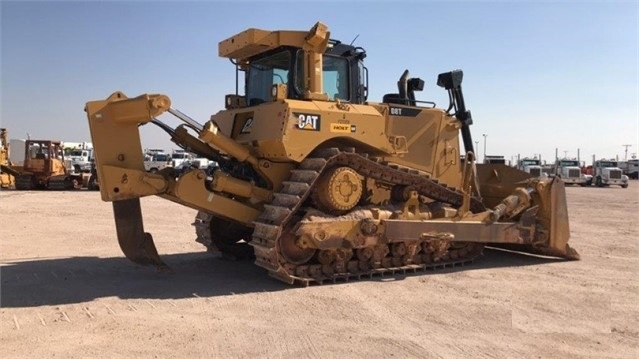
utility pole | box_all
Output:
[482,134,487,163]
[563,150,568,158]
[622,144,632,160]
[474,140,479,161]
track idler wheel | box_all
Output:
[279,232,316,265]
[312,166,363,213]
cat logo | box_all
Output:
[295,113,320,131]
[240,117,253,134]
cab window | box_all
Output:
[246,51,291,106]
[323,55,349,101]
[295,52,349,101]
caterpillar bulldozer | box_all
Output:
[0,128,18,188]
[85,22,579,285]
[12,140,87,190]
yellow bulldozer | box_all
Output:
[13,139,86,190]
[85,22,578,285]
[0,128,18,188]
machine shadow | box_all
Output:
[476,246,567,268]
[0,247,568,308]
[0,252,287,308]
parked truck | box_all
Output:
[619,159,639,180]
[483,155,507,165]
[552,148,590,186]
[515,156,543,177]
[170,149,193,168]
[553,158,590,186]
[143,149,172,173]
[591,157,628,188]
[63,142,94,174]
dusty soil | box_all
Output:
[1,182,637,359]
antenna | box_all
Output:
[349,34,360,46]
[622,144,632,160]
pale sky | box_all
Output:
[1,1,637,164]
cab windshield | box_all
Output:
[151,154,169,162]
[246,51,291,106]
[521,159,540,166]
[245,49,351,105]
[69,149,86,157]
[559,160,579,167]
[322,55,349,100]
[172,153,189,159]
[599,161,617,167]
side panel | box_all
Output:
[281,100,392,161]
[384,105,463,190]
[211,100,393,163]
[211,100,463,190]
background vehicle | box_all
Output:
[515,155,543,177]
[87,160,100,190]
[174,158,216,175]
[143,151,172,173]
[85,22,578,285]
[9,138,26,166]
[553,158,589,186]
[13,140,84,190]
[483,155,507,164]
[0,128,19,188]
[619,159,638,180]
[63,143,94,173]
[170,149,194,168]
[591,157,628,188]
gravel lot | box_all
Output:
[1,181,637,359]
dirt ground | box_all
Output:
[1,181,637,359]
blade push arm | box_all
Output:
[85,92,171,201]
[84,92,269,269]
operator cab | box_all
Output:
[242,41,367,106]
[219,23,367,108]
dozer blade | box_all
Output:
[112,198,169,270]
[0,164,21,177]
[476,165,578,260]
[533,176,580,260]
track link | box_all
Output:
[251,148,486,285]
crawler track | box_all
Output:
[248,148,485,285]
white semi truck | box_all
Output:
[516,156,543,177]
[61,141,94,174]
[554,158,590,186]
[552,148,589,186]
[592,158,628,188]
